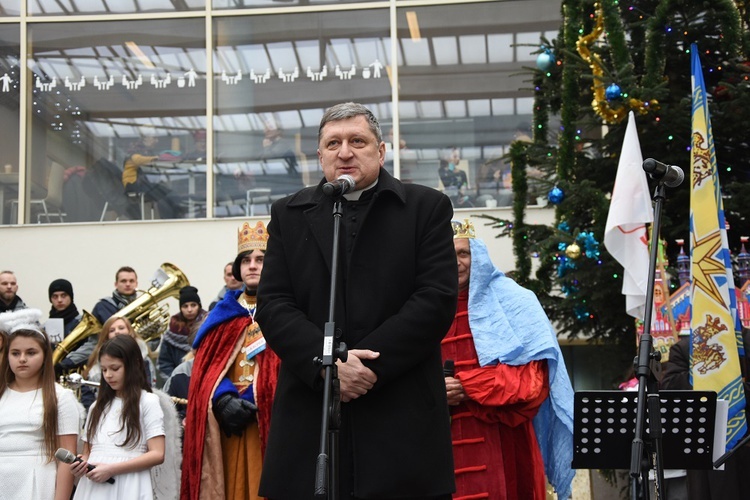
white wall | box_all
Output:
[1,206,556,318]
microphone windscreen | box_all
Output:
[55,448,76,464]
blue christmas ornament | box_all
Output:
[548,186,565,204]
[576,231,601,259]
[536,50,554,72]
[605,83,622,101]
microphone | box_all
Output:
[642,158,684,188]
[55,448,115,484]
[322,174,356,197]
[443,359,455,378]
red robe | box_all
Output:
[441,289,549,500]
[181,314,279,500]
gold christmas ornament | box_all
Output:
[576,2,658,124]
[565,242,582,260]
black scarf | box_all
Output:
[112,290,137,307]
[0,296,22,313]
[49,302,80,325]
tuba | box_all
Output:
[52,262,190,365]
[52,310,101,365]
[117,262,190,343]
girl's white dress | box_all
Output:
[0,384,81,500]
[73,390,164,500]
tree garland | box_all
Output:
[643,0,742,88]
[577,1,657,123]
[509,140,531,285]
[559,0,582,183]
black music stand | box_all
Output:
[573,390,718,473]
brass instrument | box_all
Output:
[61,372,100,389]
[52,310,101,365]
[52,262,190,365]
[120,262,190,343]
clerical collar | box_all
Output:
[343,179,378,201]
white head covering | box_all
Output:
[0,308,46,337]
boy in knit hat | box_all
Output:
[47,278,82,342]
[157,285,207,379]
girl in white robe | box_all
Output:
[0,309,81,500]
[71,334,164,499]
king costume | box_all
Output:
[181,221,279,500]
[441,222,575,500]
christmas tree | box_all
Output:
[490,0,750,384]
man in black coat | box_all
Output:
[257,102,458,499]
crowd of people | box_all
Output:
[0,102,583,500]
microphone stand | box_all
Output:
[629,182,668,500]
[313,199,348,499]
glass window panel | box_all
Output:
[459,34,486,65]
[0,24,20,225]
[445,100,466,118]
[213,10,391,217]
[216,46,242,73]
[400,38,430,67]
[462,146,481,159]
[397,2,560,210]
[419,101,442,119]
[268,41,298,72]
[467,99,491,117]
[515,32,542,62]
[517,97,534,114]
[492,98,514,115]
[352,38,382,67]
[27,19,207,223]
[328,38,356,68]
[0,1,20,15]
[398,101,419,120]
[488,33,514,63]
[212,0,380,11]
[28,0,204,15]
[296,41,322,73]
[433,36,458,66]
[545,30,559,42]
[299,108,323,128]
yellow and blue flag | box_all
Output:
[690,43,747,451]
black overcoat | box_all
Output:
[257,169,458,498]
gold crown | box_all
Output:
[452,219,476,239]
[238,221,269,254]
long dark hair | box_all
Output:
[86,334,151,448]
[0,328,58,462]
